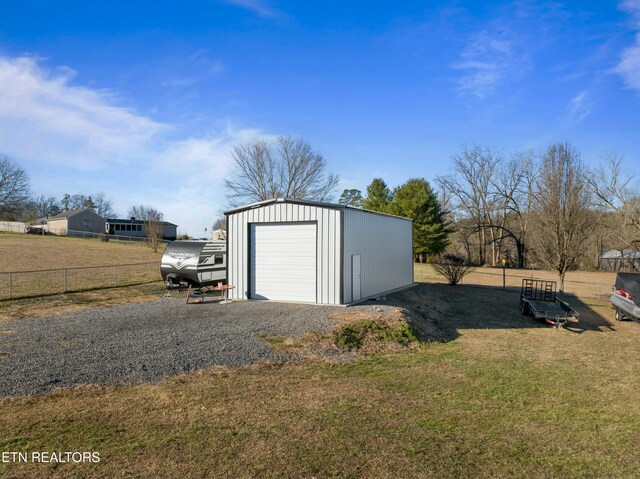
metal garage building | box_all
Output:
[225,198,413,305]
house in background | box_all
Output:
[211,229,226,240]
[600,249,640,272]
[46,208,106,236]
[105,218,178,241]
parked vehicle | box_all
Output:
[160,240,226,289]
[610,272,640,321]
[520,279,579,328]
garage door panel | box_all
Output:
[250,223,317,302]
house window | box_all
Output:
[137,225,142,232]
[214,255,224,265]
[126,224,132,231]
[83,219,91,230]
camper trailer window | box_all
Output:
[215,255,223,264]
[83,219,91,230]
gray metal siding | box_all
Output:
[227,203,342,304]
[342,209,413,303]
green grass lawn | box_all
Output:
[2,281,640,478]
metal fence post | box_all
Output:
[9,272,13,299]
[115,265,118,286]
[63,269,67,293]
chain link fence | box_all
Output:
[65,229,171,244]
[0,262,161,300]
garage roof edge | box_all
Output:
[224,198,413,221]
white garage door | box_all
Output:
[250,223,317,302]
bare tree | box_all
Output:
[225,136,339,206]
[488,152,537,268]
[437,146,501,265]
[432,253,472,286]
[92,192,116,217]
[213,216,226,231]
[531,143,592,291]
[0,154,31,219]
[588,152,640,250]
[33,195,60,218]
[67,194,88,210]
[128,205,164,221]
[145,219,165,253]
[126,205,165,251]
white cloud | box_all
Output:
[0,56,168,169]
[156,125,275,181]
[451,3,566,99]
[452,26,525,98]
[221,0,281,18]
[567,90,592,123]
[0,55,268,235]
[616,0,640,91]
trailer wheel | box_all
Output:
[520,301,529,316]
[615,309,623,322]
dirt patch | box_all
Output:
[264,291,448,356]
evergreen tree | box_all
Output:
[391,178,451,259]
[362,178,393,212]
[338,189,363,207]
[83,196,96,210]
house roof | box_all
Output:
[48,208,101,220]
[601,249,640,259]
[224,197,413,221]
[106,218,178,227]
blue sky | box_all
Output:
[1,0,639,236]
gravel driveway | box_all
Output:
[0,297,363,397]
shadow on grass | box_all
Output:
[365,282,615,343]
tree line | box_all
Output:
[5,135,639,288]
[0,153,165,224]
[225,137,640,290]
[434,144,640,289]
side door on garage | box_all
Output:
[249,222,317,302]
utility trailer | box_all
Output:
[160,240,226,289]
[520,279,579,328]
[610,272,640,321]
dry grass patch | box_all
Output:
[0,283,166,322]
[415,263,616,299]
[2,275,640,477]
[3,322,640,478]
[0,233,164,272]
[0,233,165,299]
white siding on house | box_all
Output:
[342,209,413,303]
[227,202,342,304]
